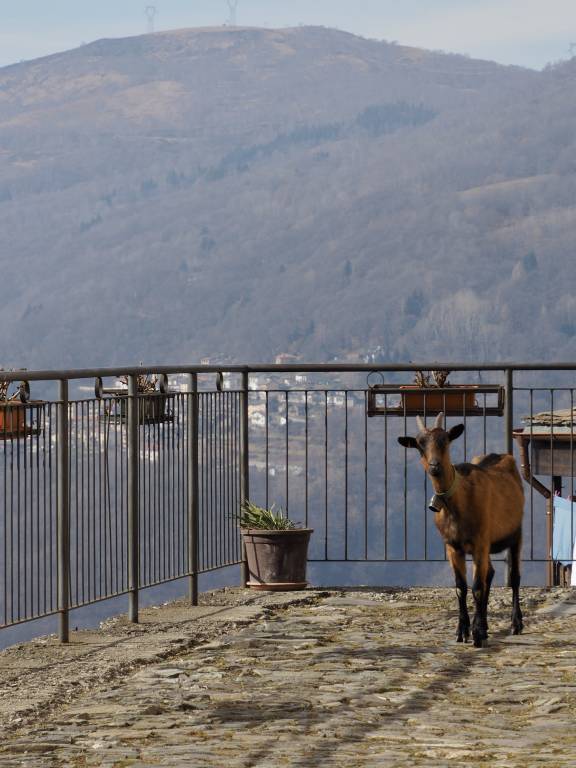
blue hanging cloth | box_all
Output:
[553,496,576,566]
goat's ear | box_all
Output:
[448,424,465,442]
[398,436,418,449]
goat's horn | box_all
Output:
[416,415,426,432]
[435,412,445,430]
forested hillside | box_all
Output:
[0,26,574,368]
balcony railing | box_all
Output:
[1,362,575,642]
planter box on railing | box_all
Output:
[0,401,45,439]
[367,384,505,417]
[117,393,171,424]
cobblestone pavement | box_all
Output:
[0,587,575,767]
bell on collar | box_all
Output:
[428,494,442,513]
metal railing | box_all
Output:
[1,362,575,641]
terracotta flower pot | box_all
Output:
[241,528,313,591]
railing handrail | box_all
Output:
[3,360,576,382]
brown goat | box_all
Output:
[398,413,524,648]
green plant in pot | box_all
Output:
[239,501,313,591]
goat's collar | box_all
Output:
[434,465,460,498]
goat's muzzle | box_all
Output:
[428,460,442,477]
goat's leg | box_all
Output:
[447,545,470,643]
[471,550,490,648]
[482,559,495,634]
[509,533,523,635]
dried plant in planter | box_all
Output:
[431,370,451,388]
[414,371,431,388]
[0,369,28,402]
[413,370,451,388]
[119,373,158,393]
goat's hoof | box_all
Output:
[511,625,523,635]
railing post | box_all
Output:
[504,368,514,455]
[504,368,514,587]
[127,374,139,623]
[187,373,199,605]
[57,379,70,643]
[239,370,249,587]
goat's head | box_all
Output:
[398,413,464,480]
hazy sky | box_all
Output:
[1,0,575,70]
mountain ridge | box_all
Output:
[0,26,573,368]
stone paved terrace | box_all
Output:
[0,586,575,767]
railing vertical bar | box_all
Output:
[2,413,6,625]
[305,391,309,528]
[180,393,186,575]
[571,388,574,585]
[210,393,215,570]
[364,390,368,561]
[265,391,269,509]
[113,400,119,594]
[57,379,70,642]
[155,417,160,583]
[548,388,556,588]
[148,417,153,585]
[462,393,467,461]
[91,399,97,602]
[48,404,54,613]
[285,391,289,515]
[81,403,90,602]
[232,391,237,561]
[325,390,329,561]
[344,391,348,561]
[402,399,407,562]
[176,394,181,574]
[482,393,487,454]
[10,428,14,623]
[172,392,178,578]
[223,392,228,565]
[35,406,41,616]
[217,389,223,568]
[203,393,208,573]
[163,407,169,582]
[503,368,514,587]
[227,391,231,564]
[16,419,21,621]
[240,371,249,586]
[23,404,28,619]
[384,394,388,560]
[504,368,514,455]
[154,418,159,585]
[186,373,199,605]
[119,401,126,592]
[73,402,78,606]
[99,397,105,600]
[529,389,534,562]
[127,375,139,622]
[42,403,48,613]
